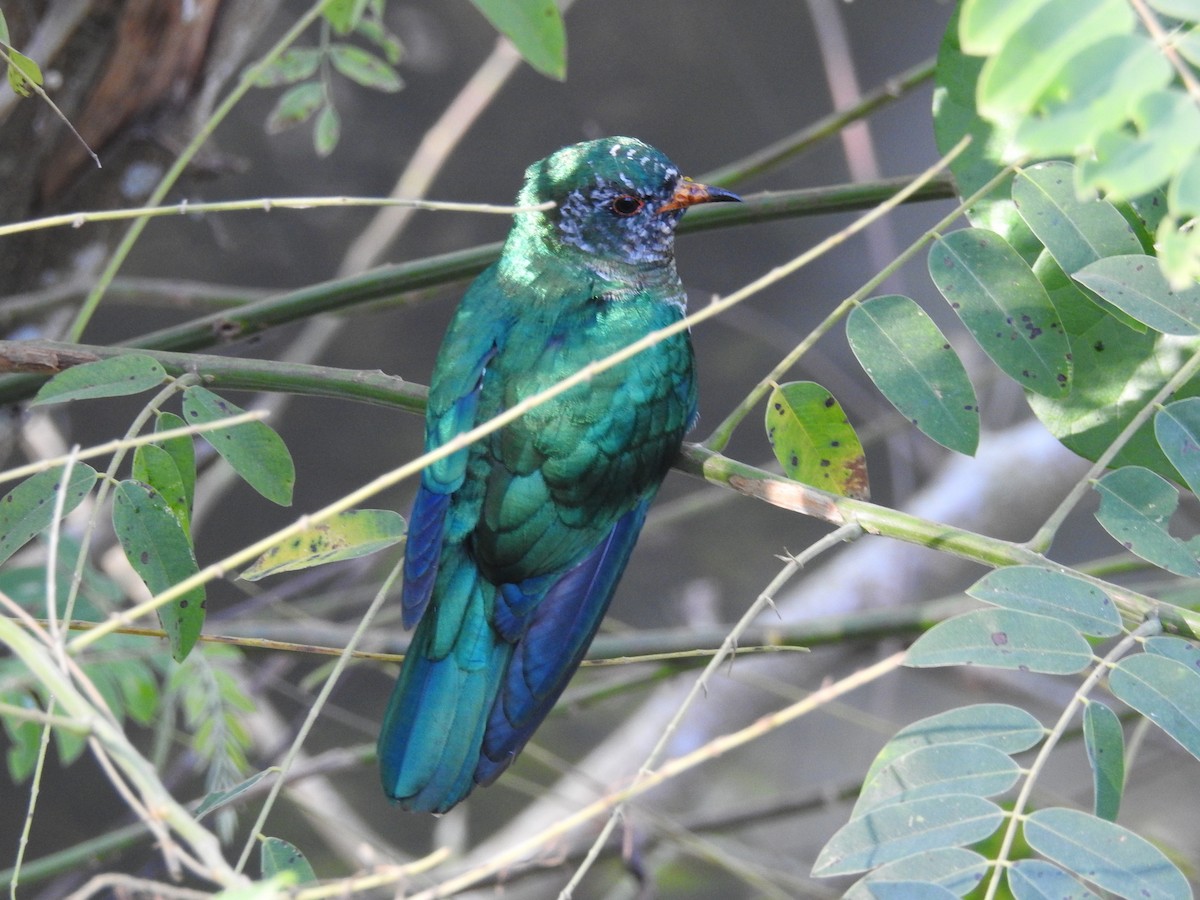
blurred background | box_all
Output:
[4,0,1192,896]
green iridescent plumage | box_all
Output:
[378,136,739,812]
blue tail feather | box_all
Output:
[476,498,652,785]
[401,486,450,628]
[382,496,656,809]
[379,553,511,813]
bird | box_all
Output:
[378,136,740,813]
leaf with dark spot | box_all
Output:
[0,465,98,567]
[31,355,166,406]
[764,381,869,499]
[181,387,294,506]
[112,480,205,661]
[241,509,406,581]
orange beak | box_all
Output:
[659,178,741,213]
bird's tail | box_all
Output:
[378,548,511,814]
[379,498,653,812]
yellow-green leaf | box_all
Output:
[765,381,868,499]
[241,509,405,581]
[6,48,43,98]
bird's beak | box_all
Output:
[659,178,741,213]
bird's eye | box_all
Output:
[609,195,644,217]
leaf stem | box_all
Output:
[981,617,1162,900]
[1027,342,1200,552]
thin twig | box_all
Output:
[559,523,863,897]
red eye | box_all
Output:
[610,195,644,217]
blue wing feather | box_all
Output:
[475,496,652,785]
[400,487,450,628]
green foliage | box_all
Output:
[181,386,295,507]
[958,0,1200,285]
[259,836,317,884]
[927,228,1071,397]
[0,465,97,567]
[764,381,868,499]
[30,355,167,405]
[0,9,44,100]
[469,0,567,80]
[846,295,979,455]
[1082,701,1124,821]
[113,480,205,662]
[259,0,403,156]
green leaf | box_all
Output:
[1007,859,1101,900]
[253,47,322,86]
[155,411,195,518]
[1012,34,1172,160]
[1156,216,1200,288]
[1169,155,1200,219]
[1,692,43,782]
[112,480,205,662]
[1146,0,1200,18]
[6,48,43,97]
[844,849,988,899]
[1083,701,1124,821]
[265,82,324,133]
[765,381,868,499]
[328,43,402,91]
[260,836,317,884]
[322,0,369,33]
[1155,398,1200,496]
[975,0,1135,127]
[241,509,405,580]
[1013,162,1145,278]
[958,0,1045,54]
[966,566,1123,637]
[133,444,190,533]
[1093,467,1200,576]
[1074,254,1200,335]
[933,6,1037,252]
[469,0,567,80]
[0,465,98,567]
[906,609,1093,673]
[1023,807,1190,899]
[1143,635,1200,669]
[1109,652,1200,761]
[0,535,119,620]
[181,387,294,506]
[853,743,1020,819]
[1033,242,1147,333]
[110,657,159,725]
[846,295,979,454]
[313,102,339,157]
[863,704,1045,786]
[1078,89,1200,200]
[812,795,1004,877]
[1121,188,1169,251]
[1025,280,1199,481]
[31,355,167,405]
[928,229,1071,397]
[195,769,272,818]
[354,17,403,65]
[860,884,958,899]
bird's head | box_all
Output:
[511,136,740,270]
